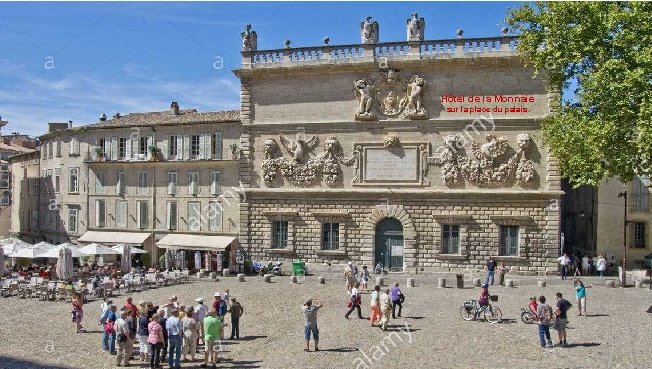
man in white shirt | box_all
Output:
[194,298,208,344]
[596,255,607,277]
[114,310,129,367]
[557,253,570,280]
[345,283,363,319]
[166,309,183,369]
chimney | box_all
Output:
[113,113,121,119]
[170,101,180,115]
[68,120,73,128]
[99,113,107,122]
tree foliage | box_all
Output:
[506,2,652,187]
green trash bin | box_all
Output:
[292,260,306,276]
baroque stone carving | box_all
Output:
[383,135,400,149]
[354,70,427,121]
[406,13,425,41]
[241,24,257,51]
[261,136,354,187]
[360,16,379,44]
[429,134,536,186]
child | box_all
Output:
[360,266,369,292]
[72,293,85,333]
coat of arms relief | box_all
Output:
[354,69,428,121]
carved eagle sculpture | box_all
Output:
[360,16,379,44]
[471,134,509,162]
[279,134,319,163]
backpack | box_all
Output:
[540,305,553,326]
[218,300,227,316]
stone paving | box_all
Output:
[0,270,650,369]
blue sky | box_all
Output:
[0,1,522,136]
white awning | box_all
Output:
[77,231,151,245]
[156,234,236,251]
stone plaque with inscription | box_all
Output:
[364,147,418,182]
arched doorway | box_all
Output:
[374,218,404,271]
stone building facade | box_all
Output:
[235,17,561,274]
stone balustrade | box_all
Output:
[242,36,518,67]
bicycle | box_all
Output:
[460,297,502,324]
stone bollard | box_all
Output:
[318,276,326,284]
[437,278,446,288]
[291,275,297,284]
[473,278,481,287]
[222,269,230,278]
[376,277,385,286]
[237,273,245,282]
[407,278,415,287]
[506,279,515,288]
[209,272,217,280]
[538,280,546,288]
[264,274,272,283]
[606,279,615,288]
[635,280,642,288]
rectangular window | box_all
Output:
[208,201,221,231]
[137,201,148,229]
[633,176,650,212]
[169,135,178,158]
[55,139,62,157]
[633,222,646,248]
[189,172,199,195]
[68,208,78,233]
[46,169,53,193]
[190,135,200,158]
[118,138,127,159]
[31,210,39,229]
[167,171,177,195]
[69,137,80,156]
[68,168,79,193]
[48,141,53,158]
[95,199,105,228]
[137,172,148,194]
[139,137,148,155]
[115,201,127,228]
[322,222,340,250]
[98,138,106,157]
[0,172,8,189]
[54,168,61,193]
[188,202,201,231]
[167,201,178,230]
[117,171,126,195]
[272,220,288,249]
[95,171,105,193]
[212,133,223,160]
[210,171,221,195]
[442,224,461,254]
[499,225,519,256]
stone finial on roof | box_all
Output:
[241,24,257,52]
[406,13,425,41]
[456,28,464,39]
[360,16,379,44]
[99,114,107,122]
[170,101,180,115]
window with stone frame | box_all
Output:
[322,221,340,250]
[169,135,178,158]
[118,138,127,159]
[272,220,288,249]
[138,136,148,156]
[137,171,148,194]
[632,176,650,212]
[95,171,106,194]
[190,135,201,159]
[115,200,127,228]
[68,207,78,233]
[95,199,106,228]
[68,167,79,193]
[499,225,519,256]
[442,224,461,254]
[633,222,646,248]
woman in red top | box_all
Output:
[71,293,85,333]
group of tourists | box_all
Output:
[73,290,244,369]
[557,253,607,279]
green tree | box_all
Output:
[506,2,652,187]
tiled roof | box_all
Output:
[86,109,240,128]
[0,142,36,154]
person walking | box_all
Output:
[379,288,392,330]
[137,305,150,363]
[181,306,199,362]
[554,292,572,347]
[596,255,606,277]
[536,296,554,348]
[115,310,130,367]
[581,255,589,276]
[202,309,224,368]
[344,262,355,292]
[345,282,363,319]
[574,279,590,316]
[157,309,168,362]
[228,298,244,339]
[369,285,381,327]
[103,305,118,355]
[125,306,137,365]
[302,298,323,352]
[71,292,84,333]
[166,308,182,369]
[147,313,164,369]
[557,253,570,280]
[360,265,369,293]
[390,282,403,319]
[485,258,497,285]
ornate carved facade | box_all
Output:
[354,69,428,121]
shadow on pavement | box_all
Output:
[319,347,358,353]
[0,356,74,369]
[584,314,610,317]
[499,318,517,324]
[214,358,263,368]
[239,335,268,341]
[567,342,601,348]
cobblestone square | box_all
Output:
[1,272,650,369]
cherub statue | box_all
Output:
[360,16,379,44]
[241,24,257,51]
[405,75,427,118]
[406,13,425,41]
[279,134,319,163]
[354,79,375,119]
